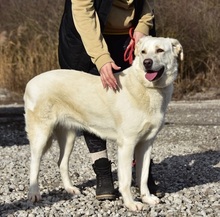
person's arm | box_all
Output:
[133,0,154,44]
[71,0,119,90]
[134,0,154,38]
[71,0,110,70]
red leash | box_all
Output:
[124,28,135,65]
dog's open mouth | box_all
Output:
[145,67,165,81]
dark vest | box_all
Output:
[58,0,155,71]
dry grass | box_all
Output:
[0,0,62,93]
[0,0,219,99]
[155,0,220,99]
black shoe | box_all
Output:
[92,158,116,200]
[133,159,165,198]
[148,160,165,198]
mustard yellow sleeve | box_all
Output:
[134,0,154,35]
[71,0,113,71]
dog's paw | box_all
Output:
[125,201,144,211]
[65,186,81,195]
[142,194,160,205]
[28,191,41,202]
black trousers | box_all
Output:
[59,33,130,153]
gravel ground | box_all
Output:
[0,100,220,217]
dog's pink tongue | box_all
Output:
[145,71,158,81]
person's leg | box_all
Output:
[83,131,115,200]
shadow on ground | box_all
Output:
[153,150,220,193]
[0,106,28,146]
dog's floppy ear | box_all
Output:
[134,36,151,56]
[170,38,184,61]
[134,37,144,56]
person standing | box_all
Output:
[58,0,157,200]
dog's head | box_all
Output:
[133,36,183,88]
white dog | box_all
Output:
[24,36,183,211]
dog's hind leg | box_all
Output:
[55,126,80,195]
[27,120,53,202]
[135,140,160,205]
[117,139,144,211]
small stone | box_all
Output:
[18,184,25,191]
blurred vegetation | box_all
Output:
[155,0,220,99]
[0,0,219,99]
[0,0,62,93]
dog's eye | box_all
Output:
[141,50,146,54]
[156,48,164,53]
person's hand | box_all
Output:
[133,31,145,44]
[99,62,121,90]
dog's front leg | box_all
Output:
[135,140,160,205]
[117,142,144,211]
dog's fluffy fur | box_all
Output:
[24,36,183,211]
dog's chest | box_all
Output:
[137,94,168,140]
[141,108,165,140]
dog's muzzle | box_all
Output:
[143,59,165,81]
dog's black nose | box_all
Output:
[143,58,153,69]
